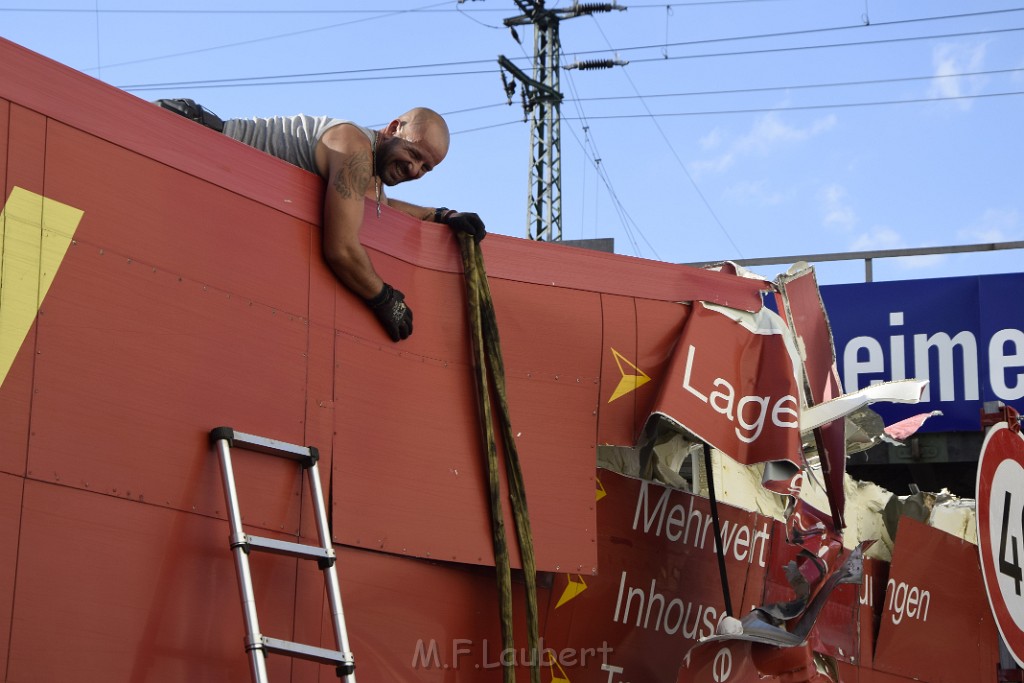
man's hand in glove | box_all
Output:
[365,283,413,342]
[436,208,486,243]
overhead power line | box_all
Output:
[101,6,1024,73]
[0,6,509,14]
[587,14,744,258]
[121,69,495,92]
[116,20,1024,91]
[561,90,1024,120]
[449,87,1024,134]
[81,0,455,71]
[580,7,1024,58]
[0,0,798,13]
[621,25,1024,65]
[572,66,1024,102]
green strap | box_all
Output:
[459,235,540,683]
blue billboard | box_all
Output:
[820,273,1024,432]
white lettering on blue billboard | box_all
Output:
[820,274,1024,431]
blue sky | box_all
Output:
[2,1,1022,284]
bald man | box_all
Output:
[155,100,486,342]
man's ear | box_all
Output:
[383,118,403,137]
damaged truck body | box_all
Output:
[0,37,1020,683]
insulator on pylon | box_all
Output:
[571,2,622,15]
[564,57,628,70]
[568,59,614,70]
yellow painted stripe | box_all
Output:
[0,187,84,386]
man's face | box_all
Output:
[376,121,448,186]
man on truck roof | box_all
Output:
[155,99,486,343]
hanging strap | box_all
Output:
[703,442,734,618]
[459,235,540,683]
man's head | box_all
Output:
[376,107,450,186]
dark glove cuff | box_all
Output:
[434,207,457,224]
[365,282,392,308]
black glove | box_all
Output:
[365,283,413,342]
[437,209,486,242]
[153,98,225,132]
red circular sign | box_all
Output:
[977,422,1024,668]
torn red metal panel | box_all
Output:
[883,411,942,442]
[684,640,768,682]
[738,518,784,618]
[632,297,692,439]
[761,528,859,663]
[596,296,693,447]
[775,267,841,404]
[873,517,999,683]
[857,557,890,670]
[841,667,938,683]
[650,303,803,467]
[541,471,774,681]
[776,266,847,530]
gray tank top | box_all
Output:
[221,115,374,175]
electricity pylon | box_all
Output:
[500,1,624,242]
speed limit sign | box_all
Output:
[977,421,1024,667]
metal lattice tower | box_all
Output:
[501,2,624,242]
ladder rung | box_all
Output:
[245,535,335,564]
[262,636,354,669]
[212,425,354,681]
[210,426,318,467]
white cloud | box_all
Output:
[849,226,904,252]
[698,127,723,151]
[820,183,857,232]
[929,42,988,109]
[957,208,1021,242]
[690,150,736,175]
[691,112,837,176]
[849,226,945,271]
[736,113,837,155]
[723,178,785,206]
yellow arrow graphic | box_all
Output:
[1,187,84,387]
[607,347,651,403]
[548,650,571,682]
[555,574,588,609]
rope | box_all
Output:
[459,234,540,683]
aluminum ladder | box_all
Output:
[210,427,356,682]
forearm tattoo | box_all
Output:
[331,152,371,199]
